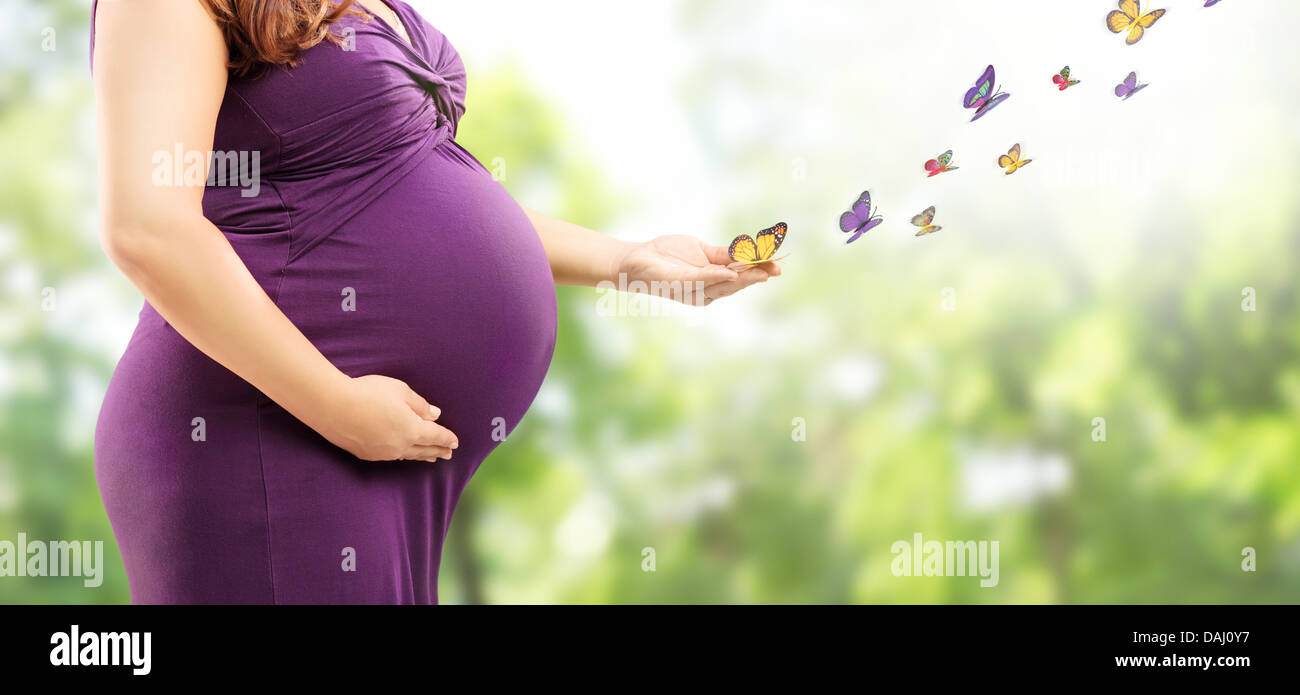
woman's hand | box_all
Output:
[613,234,782,305]
[315,375,459,463]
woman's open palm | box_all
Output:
[615,234,781,305]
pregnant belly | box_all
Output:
[93,141,555,602]
[266,141,558,455]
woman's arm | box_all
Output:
[523,208,638,286]
[522,206,779,303]
[94,0,455,462]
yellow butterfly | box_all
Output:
[911,206,941,236]
[998,143,1033,175]
[728,222,788,267]
[1107,0,1166,45]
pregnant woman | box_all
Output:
[91,0,777,603]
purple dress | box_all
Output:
[90,0,557,603]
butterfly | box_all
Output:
[838,192,882,244]
[963,65,1011,123]
[728,222,788,267]
[924,150,959,177]
[1107,0,1166,45]
[1115,71,1149,100]
[1052,66,1081,91]
[911,206,941,236]
[998,143,1033,175]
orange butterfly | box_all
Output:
[998,144,1033,175]
[1107,0,1166,45]
[728,222,789,267]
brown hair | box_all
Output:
[200,0,365,77]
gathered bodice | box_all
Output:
[92,0,473,260]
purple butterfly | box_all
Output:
[1115,71,1149,100]
[839,191,882,244]
[963,65,1011,122]
[1204,0,1221,6]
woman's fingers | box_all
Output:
[680,263,739,284]
[402,387,440,420]
[412,419,458,450]
[703,243,733,266]
[703,267,772,302]
[406,445,454,462]
[397,385,456,455]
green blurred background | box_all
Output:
[2,0,1298,603]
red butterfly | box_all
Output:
[1053,66,1081,91]
[924,150,958,177]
